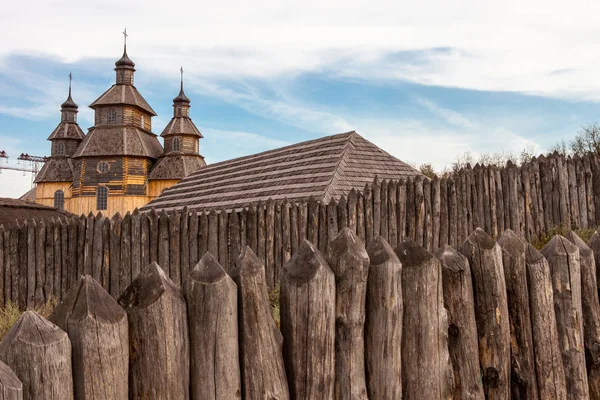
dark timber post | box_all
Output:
[232,247,289,399]
[185,253,241,400]
[459,228,510,399]
[280,240,335,400]
[0,311,74,399]
[328,228,369,399]
[0,360,22,400]
[525,245,567,399]
[396,240,454,399]
[118,262,190,399]
[435,245,484,400]
[49,275,128,399]
[365,236,403,399]
[541,236,588,399]
[498,229,538,399]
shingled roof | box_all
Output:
[73,126,163,158]
[0,198,74,228]
[89,84,157,116]
[142,131,421,212]
[35,157,75,183]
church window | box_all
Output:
[97,161,110,173]
[96,186,108,210]
[53,190,64,210]
[108,109,116,124]
[173,137,181,152]
[141,115,145,129]
[56,142,66,156]
[194,140,198,153]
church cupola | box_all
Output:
[115,28,135,86]
[173,67,191,118]
[60,73,78,123]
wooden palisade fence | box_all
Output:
[4,152,600,306]
[1,227,600,399]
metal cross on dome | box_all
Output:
[123,28,128,46]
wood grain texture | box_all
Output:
[0,360,22,400]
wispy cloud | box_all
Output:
[414,97,478,129]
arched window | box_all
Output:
[141,115,145,129]
[96,186,108,210]
[53,190,64,210]
[173,137,181,152]
[56,142,66,156]
[107,109,116,124]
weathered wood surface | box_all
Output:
[49,275,128,400]
[567,231,600,399]
[0,311,73,399]
[541,235,589,399]
[328,228,369,400]
[459,228,510,399]
[365,236,403,400]
[497,230,538,399]
[525,244,567,400]
[280,240,335,400]
[396,239,454,400]
[435,245,484,400]
[118,262,190,399]
[0,360,22,400]
[232,247,289,400]
[185,253,241,400]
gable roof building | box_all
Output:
[142,131,422,212]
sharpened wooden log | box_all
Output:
[185,253,241,400]
[588,230,600,313]
[281,240,335,400]
[0,360,22,400]
[396,239,454,400]
[365,236,403,400]
[0,311,73,399]
[435,245,484,400]
[328,228,369,400]
[232,247,289,400]
[525,244,567,399]
[498,229,538,399]
[118,262,189,399]
[49,275,128,399]
[566,231,600,399]
[459,228,510,399]
[541,235,589,399]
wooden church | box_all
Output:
[34,39,206,216]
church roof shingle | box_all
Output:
[72,126,163,158]
[47,122,85,140]
[89,84,157,116]
[160,117,203,138]
[142,131,422,212]
[148,154,206,180]
[34,157,75,183]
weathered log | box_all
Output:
[525,245,568,399]
[158,211,170,277]
[448,177,458,247]
[397,178,406,243]
[379,182,388,241]
[424,178,432,250]
[459,228,510,399]
[266,200,275,289]
[52,221,62,302]
[131,209,141,282]
[185,253,241,400]
[415,177,425,246]
[118,262,189,399]
[120,212,132,291]
[247,204,257,253]
[365,236,403,400]
[435,245,484,400]
[498,230,538,399]
[92,213,104,284]
[140,211,150,267]
[189,209,199,268]
[406,177,415,242]
[180,207,190,280]
[396,239,454,399]
[328,228,369,399]
[365,183,374,243]
[339,194,349,231]
[0,360,22,400]
[199,210,209,257]
[0,311,73,399]
[229,210,242,270]
[102,218,110,291]
[208,208,219,264]
[218,207,229,274]
[232,247,289,399]
[576,156,588,229]
[26,221,35,309]
[327,198,338,255]
[432,176,441,250]
[541,235,589,398]
[109,214,122,298]
[307,197,319,246]
[282,200,291,265]
[588,230,600,312]
[357,192,365,242]
[169,209,181,285]
[84,213,94,276]
[49,275,128,399]
[348,188,358,234]
[584,156,596,226]
[373,177,381,236]
[568,157,580,229]
[281,240,335,400]
[566,231,600,399]
[440,178,448,246]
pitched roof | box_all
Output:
[160,117,203,138]
[47,122,85,140]
[0,198,74,228]
[72,126,163,159]
[148,154,206,180]
[142,131,421,212]
[34,157,75,183]
[89,84,157,116]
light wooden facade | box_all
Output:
[34,43,205,217]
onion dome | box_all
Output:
[115,48,135,70]
[173,68,190,104]
[60,74,78,110]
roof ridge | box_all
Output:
[321,132,357,203]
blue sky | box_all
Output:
[1,0,600,198]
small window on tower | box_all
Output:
[141,115,145,129]
[97,161,110,173]
[54,190,64,210]
[108,109,116,124]
[96,186,108,210]
[56,142,66,156]
[173,137,181,152]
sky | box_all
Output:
[1,0,600,198]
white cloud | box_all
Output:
[414,97,478,130]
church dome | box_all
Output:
[61,94,78,110]
[173,88,190,104]
[115,49,135,70]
